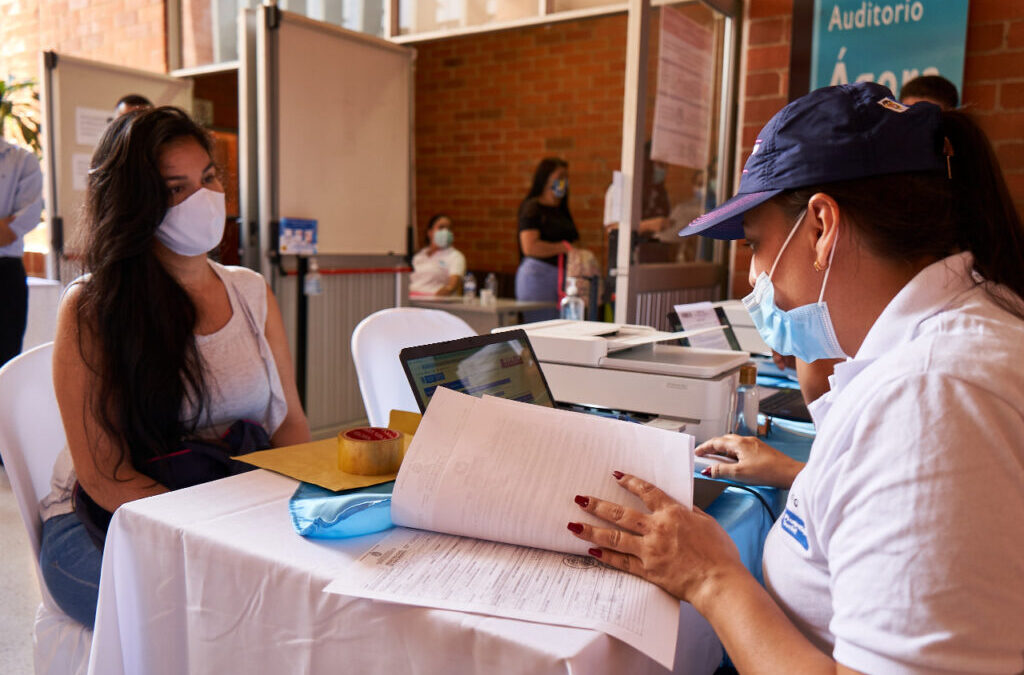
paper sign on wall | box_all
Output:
[603,170,624,226]
[71,153,92,192]
[279,218,318,255]
[75,107,111,146]
[651,8,715,169]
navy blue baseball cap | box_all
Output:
[682,82,948,240]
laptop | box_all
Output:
[398,329,728,508]
[399,330,556,413]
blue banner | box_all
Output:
[811,0,969,98]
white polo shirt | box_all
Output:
[409,246,466,296]
[762,252,1024,675]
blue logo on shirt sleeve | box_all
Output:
[780,508,809,550]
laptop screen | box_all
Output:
[400,330,556,412]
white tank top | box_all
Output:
[39,261,288,521]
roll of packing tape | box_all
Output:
[338,427,403,475]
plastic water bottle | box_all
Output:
[303,257,323,296]
[463,272,477,303]
[485,272,498,298]
[560,277,585,321]
[735,364,760,435]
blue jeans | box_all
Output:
[515,257,560,322]
[39,512,102,628]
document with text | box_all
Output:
[324,387,696,668]
[325,528,680,669]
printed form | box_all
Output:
[325,529,680,669]
[325,388,697,668]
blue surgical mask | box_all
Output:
[432,228,453,248]
[551,178,567,199]
[741,209,848,363]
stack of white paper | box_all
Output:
[325,387,696,669]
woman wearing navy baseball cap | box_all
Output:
[567,83,1024,673]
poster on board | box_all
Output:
[651,7,714,169]
[810,0,969,97]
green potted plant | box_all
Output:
[0,77,41,156]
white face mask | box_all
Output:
[155,188,226,257]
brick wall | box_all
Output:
[730,0,793,298]
[730,0,1024,298]
[413,8,723,277]
[0,0,167,84]
[965,1,1024,218]
[414,14,630,276]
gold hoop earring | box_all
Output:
[813,260,827,272]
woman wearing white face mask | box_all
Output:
[516,157,579,321]
[409,213,466,297]
[563,83,1024,673]
[38,107,310,628]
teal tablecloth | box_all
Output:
[289,419,814,584]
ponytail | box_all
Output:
[942,110,1024,318]
[775,110,1024,320]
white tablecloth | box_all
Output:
[26,277,60,350]
[87,470,722,674]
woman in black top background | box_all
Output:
[515,157,580,321]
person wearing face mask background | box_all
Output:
[37,107,311,628]
[409,213,466,297]
[515,157,579,321]
[564,83,1024,674]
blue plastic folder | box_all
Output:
[289,481,395,539]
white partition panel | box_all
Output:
[257,8,414,259]
[40,52,192,272]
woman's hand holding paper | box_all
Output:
[566,472,747,609]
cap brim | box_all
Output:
[679,189,782,240]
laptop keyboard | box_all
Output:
[759,388,812,423]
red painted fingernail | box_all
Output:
[574,495,590,508]
[567,522,583,534]
[701,466,712,476]
[588,548,603,559]
[612,471,624,480]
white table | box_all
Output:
[88,470,722,674]
[409,297,558,334]
[25,277,61,350]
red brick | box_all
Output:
[1010,21,1024,49]
[746,71,781,97]
[747,0,792,20]
[963,51,1024,82]
[962,83,998,112]
[995,141,1024,171]
[975,112,1024,141]
[744,96,788,124]
[746,45,790,72]
[748,18,786,46]
[966,22,1005,53]
[1001,82,1024,110]
[969,0,1024,23]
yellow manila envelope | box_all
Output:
[237,411,423,491]
[238,438,396,491]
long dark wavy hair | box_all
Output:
[519,157,572,221]
[76,106,213,477]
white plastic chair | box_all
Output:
[0,342,92,674]
[351,308,476,426]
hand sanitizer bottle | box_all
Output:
[303,257,323,296]
[560,277,585,321]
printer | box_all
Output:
[493,320,750,443]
